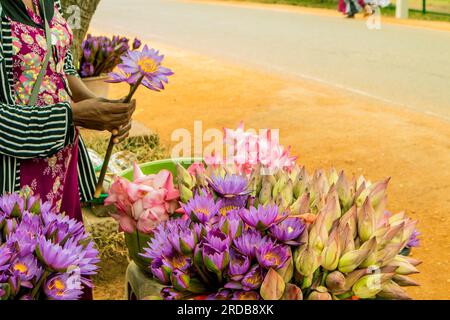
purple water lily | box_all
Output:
[163,253,192,272]
[0,193,24,217]
[141,224,174,260]
[181,193,221,224]
[241,265,265,291]
[171,269,190,291]
[209,174,251,214]
[204,228,230,252]
[407,229,420,248]
[256,242,290,269]
[228,249,250,281]
[150,258,171,284]
[161,287,183,300]
[36,238,78,272]
[239,204,281,230]
[0,246,12,272]
[207,289,231,300]
[44,274,83,300]
[11,255,42,288]
[202,244,229,274]
[269,217,306,243]
[218,209,243,238]
[233,230,272,258]
[113,45,174,91]
[132,38,142,50]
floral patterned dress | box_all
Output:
[10,0,82,222]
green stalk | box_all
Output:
[94,74,145,199]
[31,270,50,299]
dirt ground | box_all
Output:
[90,24,450,300]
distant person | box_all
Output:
[338,0,366,18]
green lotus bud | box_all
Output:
[322,189,341,232]
[321,231,341,271]
[307,287,332,300]
[344,269,368,291]
[326,271,346,293]
[386,256,419,275]
[179,184,194,203]
[377,280,411,300]
[280,180,294,206]
[301,274,313,289]
[259,182,273,206]
[288,165,301,183]
[296,245,320,277]
[357,198,376,242]
[249,170,262,197]
[392,275,419,287]
[403,256,422,267]
[339,224,355,256]
[195,170,208,189]
[339,206,357,239]
[352,274,383,299]
[308,218,328,251]
[376,243,404,266]
[400,220,417,245]
[328,168,339,186]
[293,178,306,199]
[388,212,406,225]
[272,174,288,199]
[367,178,390,211]
[336,171,353,212]
[176,163,195,189]
[377,222,405,247]
[281,283,303,300]
[338,237,377,273]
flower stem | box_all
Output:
[94,74,145,198]
[31,270,50,300]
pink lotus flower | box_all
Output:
[105,163,181,234]
[205,123,297,174]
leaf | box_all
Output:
[260,268,285,300]
[281,283,303,300]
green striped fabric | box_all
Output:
[0,0,97,202]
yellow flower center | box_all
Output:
[138,57,158,74]
[13,263,28,273]
[48,279,66,296]
[196,208,210,216]
[287,226,294,234]
[264,252,280,264]
[219,205,238,216]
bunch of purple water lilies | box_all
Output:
[79,34,142,78]
[0,190,99,300]
[142,173,306,300]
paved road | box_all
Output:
[91,0,450,119]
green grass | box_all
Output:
[224,0,450,22]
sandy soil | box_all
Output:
[91,31,450,299]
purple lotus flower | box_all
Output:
[167,220,197,254]
[228,249,250,281]
[63,239,99,282]
[171,269,190,291]
[132,38,142,50]
[161,287,183,300]
[207,289,231,300]
[241,265,265,291]
[218,209,243,238]
[106,68,132,84]
[269,217,306,243]
[204,228,230,251]
[209,174,251,214]
[141,224,174,260]
[0,246,12,272]
[150,258,171,284]
[163,253,191,272]
[407,229,420,248]
[202,244,229,274]
[0,193,24,217]
[256,242,290,269]
[239,204,281,230]
[11,255,42,288]
[112,45,174,92]
[181,193,221,224]
[42,212,85,243]
[231,291,261,300]
[36,238,78,272]
[80,62,94,78]
[44,274,83,300]
[233,230,272,258]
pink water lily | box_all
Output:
[105,162,181,234]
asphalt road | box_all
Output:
[90,0,450,120]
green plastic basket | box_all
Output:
[120,158,203,273]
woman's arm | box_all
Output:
[67,74,99,102]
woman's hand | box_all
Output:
[72,98,136,133]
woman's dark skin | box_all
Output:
[23,0,135,144]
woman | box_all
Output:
[338,0,367,18]
[0,0,135,297]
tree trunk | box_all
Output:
[60,0,102,67]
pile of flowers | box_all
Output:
[79,34,142,78]
[105,163,180,234]
[0,190,99,300]
[205,123,297,175]
[141,163,421,300]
